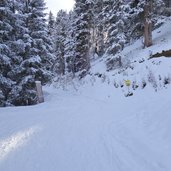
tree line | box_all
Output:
[49,0,171,75]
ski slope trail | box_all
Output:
[0,85,171,171]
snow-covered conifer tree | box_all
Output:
[0,0,15,106]
[92,0,105,56]
[48,11,55,37]
[74,0,92,77]
[8,0,54,106]
[6,0,43,106]
[53,10,68,75]
[25,0,54,82]
[106,0,127,55]
[64,11,76,75]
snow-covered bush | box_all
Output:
[163,75,171,86]
[101,74,107,83]
[119,80,124,88]
[141,79,147,89]
[113,80,119,88]
[132,80,139,90]
[147,70,158,90]
[90,75,96,86]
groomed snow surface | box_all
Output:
[1,17,171,171]
[0,82,171,171]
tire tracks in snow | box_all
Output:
[99,118,167,171]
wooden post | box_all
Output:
[35,81,44,103]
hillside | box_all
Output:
[0,17,171,171]
[90,17,171,97]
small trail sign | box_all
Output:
[124,80,131,87]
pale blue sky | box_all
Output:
[45,0,75,15]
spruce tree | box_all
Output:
[74,0,92,77]
[64,11,76,75]
[9,0,54,106]
[26,0,54,80]
[48,11,55,37]
[106,0,127,55]
[126,0,145,40]
[127,0,165,47]
[92,0,105,56]
[7,0,39,106]
[0,0,15,106]
[53,10,68,75]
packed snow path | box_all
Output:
[0,86,171,171]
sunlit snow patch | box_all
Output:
[0,126,40,161]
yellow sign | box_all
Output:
[125,80,131,87]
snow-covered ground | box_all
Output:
[0,17,171,171]
[0,83,171,171]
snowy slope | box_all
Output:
[91,17,171,94]
[0,17,171,171]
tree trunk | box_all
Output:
[144,0,153,47]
